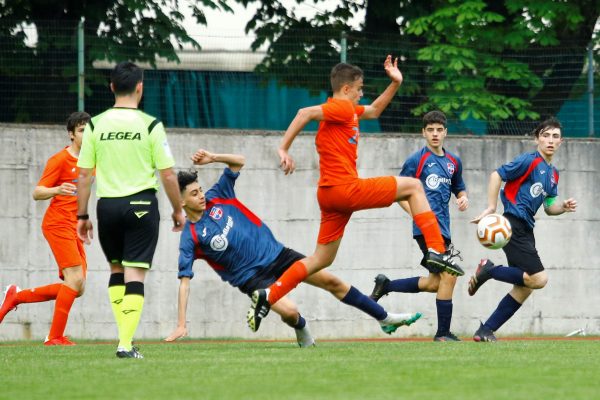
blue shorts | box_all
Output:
[502,213,544,275]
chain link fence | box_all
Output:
[1,21,597,136]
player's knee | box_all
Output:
[76,281,86,297]
[321,275,345,294]
[525,272,548,289]
[420,278,439,292]
[397,176,421,193]
[532,275,548,289]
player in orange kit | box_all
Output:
[0,112,90,345]
[246,56,464,331]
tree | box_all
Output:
[0,0,231,122]
[236,0,599,133]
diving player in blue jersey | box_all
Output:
[468,117,577,342]
[165,149,422,344]
[368,111,468,341]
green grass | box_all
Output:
[2,339,599,400]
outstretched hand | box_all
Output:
[278,148,296,175]
[191,149,215,166]
[470,207,495,224]
[383,55,403,84]
[164,325,188,342]
[562,198,577,212]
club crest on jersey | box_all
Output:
[447,163,455,174]
[550,174,556,186]
[209,207,223,220]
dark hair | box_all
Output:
[177,170,198,194]
[110,62,143,95]
[422,110,447,128]
[66,111,91,133]
[531,117,562,138]
[330,63,363,92]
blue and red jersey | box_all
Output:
[177,168,284,288]
[498,151,559,229]
[400,147,466,239]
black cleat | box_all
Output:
[468,259,496,296]
[473,322,497,342]
[369,274,390,302]
[425,245,464,276]
[116,346,144,359]
[434,332,461,342]
[247,289,271,332]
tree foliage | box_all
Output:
[236,0,600,133]
[0,0,231,122]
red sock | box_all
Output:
[413,211,446,253]
[15,283,61,305]
[48,285,78,340]
[267,261,308,305]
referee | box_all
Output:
[76,62,185,359]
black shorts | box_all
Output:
[238,248,305,295]
[414,235,452,269]
[502,213,544,275]
[97,189,160,269]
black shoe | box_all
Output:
[247,289,271,332]
[468,259,496,296]
[116,345,144,359]
[425,245,464,276]
[369,274,390,302]
[434,332,461,342]
[473,322,497,342]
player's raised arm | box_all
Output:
[191,149,245,173]
[279,105,323,175]
[361,55,403,120]
[164,277,191,342]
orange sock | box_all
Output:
[48,285,78,340]
[413,211,446,253]
[15,283,61,305]
[268,260,308,305]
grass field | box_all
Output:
[2,338,599,400]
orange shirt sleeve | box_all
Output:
[355,105,365,117]
[37,155,61,188]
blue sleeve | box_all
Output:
[451,157,467,196]
[400,154,418,177]
[205,168,240,201]
[497,153,532,182]
[177,229,195,280]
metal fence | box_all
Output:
[0,21,597,136]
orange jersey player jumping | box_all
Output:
[0,111,91,345]
[246,56,465,331]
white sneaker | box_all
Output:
[295,325,316,348]
[379,312,423,334]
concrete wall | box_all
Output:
[0,124,598,342]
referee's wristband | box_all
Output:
[77,214,89,220]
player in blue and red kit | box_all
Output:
[165,149,421,344]
[468,117,577,342]
[369,111,468,341]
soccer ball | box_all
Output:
[476,214,512,249]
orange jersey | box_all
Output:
[316,98,365,187]
[37,147,79,228]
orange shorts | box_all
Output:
[43,226,87,280]
[316,176,397,244]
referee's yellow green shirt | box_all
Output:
[78,108,175,198]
